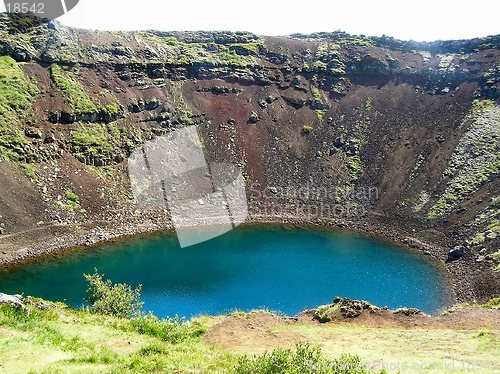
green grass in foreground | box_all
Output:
[275,323,500,374]
[0,302,233,373]
[0,267,383,374]
[0,302,388,373]
[1,273,497,373]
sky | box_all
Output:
[1,0,499,41]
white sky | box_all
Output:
[1,0,499,41]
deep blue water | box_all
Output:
[0,225,450,317]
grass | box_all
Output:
[311,86,321,102]
[50,64,123,119]
[0,55,37,161]
[346,155,362,180]
[70,124,115,158]
[0,299,498,373]
[20,162,40,185]
[428,154,500,219]
[50,64,98,114]
[313,60,328,71]
[315,109,327,122]
[64,189,80,211]
[0,56,37,113]
[302,125,313,135]
[472,99,494,113]
[100,100,122,117]
[0,302,234,373]
[490,251,500,271]
[481,298,500,309]
[143,33,261,67]
[274,323,500,374]
[428,105,500,220]
[235,343,385,374]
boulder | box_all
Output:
[329,147,339,156]
[145,97,161,111]
[393,308,424,316]
[344,141,359,156]
[446,245,466,262]
[60,112,76,124]
[283,96,307,108]
[309,100,330,110]
[313,297,378,322]
[266,95,278,104]
[48,111,61,124]
[12,48,31,62]
[25,127,42,139]
[249,111,260,123]
[333,136,346,148]
[128,100,145,113]
[77,112,98,123]
[0,293,24,309]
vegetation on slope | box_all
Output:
[70,124,129,165]
[428,104,500,219]
[50,64,122,118]
[0,55,37,161]
[50,64,98,114]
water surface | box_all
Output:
[0,225,449,316]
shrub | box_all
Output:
[65,189,80,203]
[84,270,143,318]
[235,342,384,373]
[64,189,80,211]
[313,61,328,71]
[302,125,313,135]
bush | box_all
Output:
[302,125,313,135]
[65,189,80,203]
[235,342,385,373]
[84,270,143,318]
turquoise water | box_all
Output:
[0,225,449,316]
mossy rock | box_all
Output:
[313,297,379,322]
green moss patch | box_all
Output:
[50,64,98,114]
[429,106,500,219]
[0,55,38,161]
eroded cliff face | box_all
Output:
[0,14,499,288]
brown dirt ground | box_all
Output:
[205,307,500,353]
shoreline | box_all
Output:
[0,211,497,306]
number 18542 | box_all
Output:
[6,2,45,14]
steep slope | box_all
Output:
[0,13,498,302]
